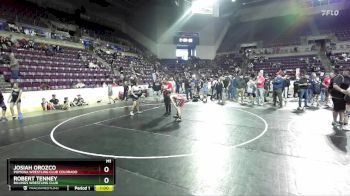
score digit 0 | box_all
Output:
[104,177,109,184]
[104,166,109,173]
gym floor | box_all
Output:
[0,99,349,196]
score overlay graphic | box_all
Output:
[7,158,115,192]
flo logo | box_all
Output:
[321,10,339,16]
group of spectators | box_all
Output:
[153,65,350,131]
[0,35,64,54]
[294,68,350,130]
[329,52,350,65]
[161,71,288,108]
[0,36,13,50]
[41,94,88,111]
[152,68,338,114]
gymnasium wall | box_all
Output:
[2,86,148,114]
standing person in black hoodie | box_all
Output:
[293,79,299,98]
[184,78,192,101]
[264,76,270,102]
[123,81,129,101]
[329,69,350,129]
[152,79,162,96]
[283,75,290,99]
[223,76,230,99]
[341,72,350,127]
[175,78,181,94]
[216,78,224,103]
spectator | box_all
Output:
[162,79,173,116]
[0,90,7,122]
[228,75,237,101]
[107,83,115,104]
[129,81,143,116]
[123,81,129,101]
[41,98,53,111]
[264,76,271,102]
[329,69,349,127]
[216,78,224,103]
[184,78,192,100]
[8,83,23,119]
[293,79,299,98]
[236,75,246,104]
[73,95,88,106]
[40,83,50,90]
[75,81,86,88]
[50,94,61,110]
[152,79,161,96]
[246,77,256,105]
[297,74,310,109]
[201,79,209,103]
[175,78,181,94]
[283,75,290,98]
[312,77,321,107]
[256,72,265,105]
[9,52,20,82]
[272,73,284,108]
[62,97,70,110]
[321,73,331,104]
[88,61,98,69]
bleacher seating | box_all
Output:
[252,55,322,75]
[95,49,154,84]
[0,45,114,91]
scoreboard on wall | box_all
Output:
[7,158,115,192]
[174,32,200,46]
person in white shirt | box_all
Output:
[75,81,85,88]
[107,83,115,104]
[246,77,257,105]
[170,77,176,93]
[88,61,97,69]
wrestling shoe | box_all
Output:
[18,113,23,121]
